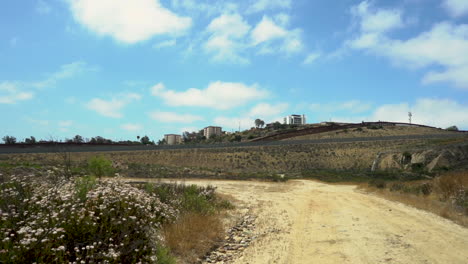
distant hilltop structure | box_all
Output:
[164,134,182,145]
[203,126,222,139]
[284,114,306,125]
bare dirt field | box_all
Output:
[123,178,468,264]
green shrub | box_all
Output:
[411,163,425,173]
[446,125,459,131]
[181,185,214,214]
[87,156,114,178]
[230,135,242,142]
[367,125,383,130]
[155,246,176,264]
[142,183,230,215]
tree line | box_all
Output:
[1,135,156,145]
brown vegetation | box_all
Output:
[363,171,468,227]
[163,213,225,263]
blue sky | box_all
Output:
[1,0,468,142]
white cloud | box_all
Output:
[68,0,192,44]
[86,93,141,118]
[251,16,287,45]
[303,52,321,64]
[348,1,403,50]
[121,123,143,131]
[36,0,52,14]
[86,99,127,118]
[443,0,468,17]
[281,30,303,54]
[214,102,288,131]
[150,81,267,110]
[33,61,98,89]
[171,0,238,16]
[328,98,468,129]
[251,16,303,55]
[370,98,468,128]
[351,1,403,34]
[385,22,468,89]
[153,39,177,49]
[203,13,304,63]
[248,102,288,118]
[0,82,34,104]
[208,13,250,38]
[247,0,291,14]
[204,13,251,64]
[1,61,95,105]
[149,111,203,123]
[150,82,166,96]
[348,2,468,89]
[422,66,468,88]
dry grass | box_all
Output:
[435,172,468,200]
[361,171,468,227]
[163,213,225,263]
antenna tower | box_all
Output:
[408,112,412,124]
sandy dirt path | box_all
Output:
[122,179,468,264]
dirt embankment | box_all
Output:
[134,179,468,264]
[3,140,428,172]
[285,126,459,141]
[373,143,468,172]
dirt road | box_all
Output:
[126,179,468,264]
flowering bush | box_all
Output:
[0,173,178,263]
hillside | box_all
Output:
[283,125,460,141]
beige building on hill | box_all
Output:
[164,134,182,145]
[203,126,222,139]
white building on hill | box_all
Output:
[284,114,306,125]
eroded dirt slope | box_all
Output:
[123,179,468,264]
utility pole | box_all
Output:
[408,112,412,124]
